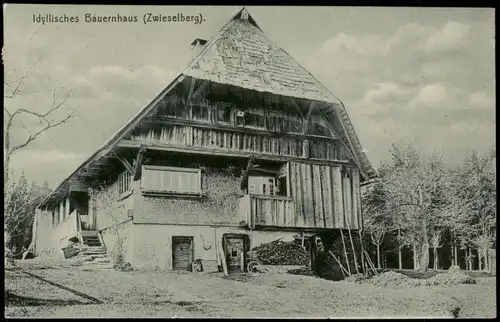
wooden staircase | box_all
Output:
[79,231,107,256]
[77,231,113,269]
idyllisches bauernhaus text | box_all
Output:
[32,13,205,25]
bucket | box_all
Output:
[62,246,77,259]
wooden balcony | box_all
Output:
[237,194,296,229]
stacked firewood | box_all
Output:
[247,239,310,266]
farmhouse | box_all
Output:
[32,8,377,272]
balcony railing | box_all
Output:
[238,194,295,229]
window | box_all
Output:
[117,170,132,195]
[268,114,302,133]
[192,101,211,122]
[141,166,202,195]
[236,111,245,126]
[277,177,288,196]
[248,176,276,196]
[216,103,232,124]
[307,122,330,137]
[159,98,186,119]
[244,112,265,129]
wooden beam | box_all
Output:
[147,117,337,142]
[186,77,196,105]
[288,97,304,118]
[340,229,351,276]
[133,145,147,180]
[111,152,134,175]
[240,156,255,191]
[305,102,315,120]
[192,80,209,101]
[218,242,229,276]
[249,167,278,176]
[117,140,352,167]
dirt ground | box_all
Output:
[4,262,497,318]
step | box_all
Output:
[83,239,101,243]
[80,231,99,237]
[82,248,107,255]
[89,254,107,259]
[82,236,101,240]
[82,252,106,256]
[81,246,106,251]
[84,242,102,247]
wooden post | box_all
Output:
[329,250,348,278]
[218,242,228,276]
[240,251,244,272]
[300,231,306,249]
[340,229,351,275]
[214,228,219,267]
[344,211,359,274]
[364,250,378,275]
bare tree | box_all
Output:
[4,66,75,183]
[4,66,75,248]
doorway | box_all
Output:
[172,236,194,271]
[222,234,249,272]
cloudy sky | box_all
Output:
[4,5,495,187]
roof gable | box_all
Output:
[184,12,335,103]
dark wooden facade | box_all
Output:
[121,90,363,231]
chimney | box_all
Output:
[191,38,207,56]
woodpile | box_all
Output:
[247,239,310,266]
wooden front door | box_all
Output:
[224,236,245,272]
[172,236,193,271]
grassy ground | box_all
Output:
[4,262,497,318]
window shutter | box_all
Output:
[141,166,201,194]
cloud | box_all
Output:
[414,84,448,106]
[423,21,471,53]
[320,32,386,57]
[469,92,495,109]
[364,82,412,104]
[383,23,434,55]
